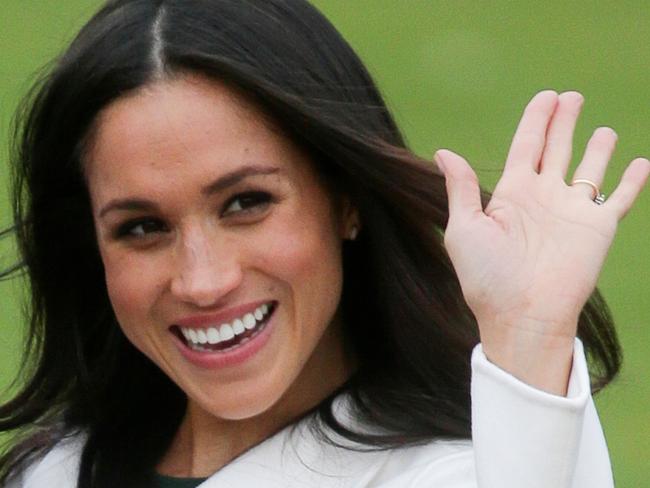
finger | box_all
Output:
[540,91,584,178]
[435,149,483,221]
[606,158,650,219]
[570,127,618,198]
[505,90,559,174]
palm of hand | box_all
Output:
[438,91,649,346]
[452,169,616,336]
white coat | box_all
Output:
[8,339,613,488]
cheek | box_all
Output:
[101,249,164,342]
[252,208,344,323]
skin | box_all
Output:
[437,91,650,395]
[85,74,358,476]
[85,76,649,477]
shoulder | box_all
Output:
[313,394,477,487]
[206,393,477,488]
[360,439,476,487]
[5,433,85,488]
[219,429,476,487]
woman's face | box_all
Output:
[85,74,356,420]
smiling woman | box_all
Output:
[0,1,648,488]
[87,75,356,432]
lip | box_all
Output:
[174,300,272,328]
[171,301,277,369]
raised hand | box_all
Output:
[436,91,650,394]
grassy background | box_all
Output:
[1,1,648,485]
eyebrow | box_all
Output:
[98,164,281,219]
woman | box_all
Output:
[1,1,647,487]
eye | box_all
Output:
[222,191,272,217]
[115,218,167,239]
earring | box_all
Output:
[348,225,359,241]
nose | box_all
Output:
[170,226,243,308]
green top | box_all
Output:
[154,473,208,488]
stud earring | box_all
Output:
[348,225,359,240]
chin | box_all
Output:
[188,371,294,422]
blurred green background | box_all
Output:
[1,1,648,485]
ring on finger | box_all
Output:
[571,178,607,205]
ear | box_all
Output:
[339,196,360,241]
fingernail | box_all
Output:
[434,151,446,173]
[561,90,584,105]
[595,126,618,141]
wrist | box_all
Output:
[479,319,576,396]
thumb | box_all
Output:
[435,149,483,222]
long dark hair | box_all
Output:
[0,1,620,486]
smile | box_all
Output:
[172,302,276,353]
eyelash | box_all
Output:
[221,191,273,217]
[114,191,274,240]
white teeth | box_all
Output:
[232,319,245,335]
[189,329,199,343]
[197,329,208,344]
[243,313,256,329]
[219,323,235,341]
[244,317,256,331]
[180,302,274,349]
[207,327,220,344]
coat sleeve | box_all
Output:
[470,338,614,488]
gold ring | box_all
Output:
[571,179,600,200]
